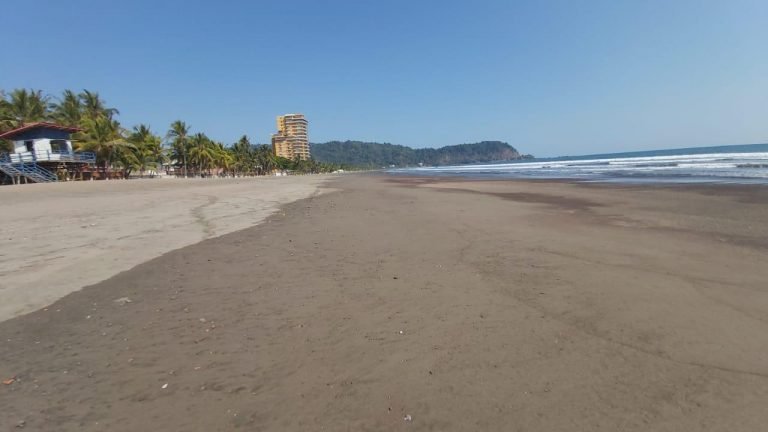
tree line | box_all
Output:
[311,140,529,168]
[0,88,346,177]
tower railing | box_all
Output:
[6,150,96,164]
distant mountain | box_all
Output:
[310,140,528,167]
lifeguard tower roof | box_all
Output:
[0,122,82,140]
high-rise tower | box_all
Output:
[271,114,309,161]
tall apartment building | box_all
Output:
[271,114,310,161]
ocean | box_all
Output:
[393,143,768,184]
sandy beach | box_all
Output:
[0,177,329,321]
[1,175,767,431]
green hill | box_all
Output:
[310,140,527,167]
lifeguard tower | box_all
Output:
[0,122,96,184]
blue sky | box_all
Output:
[2,0,766,156]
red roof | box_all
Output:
[0,122,82,139]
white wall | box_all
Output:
[13,139,73,155]
[11,139,73,162]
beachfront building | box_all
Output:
[0,122,96,184]
[271,114,310,161]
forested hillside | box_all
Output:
[311,140,527,167]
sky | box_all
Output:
[2,0,767,157]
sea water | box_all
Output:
[393,143,768,184]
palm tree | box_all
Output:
[78,116,134,178]
[292,156,315,174]
[213,142,235,176]
[167,120,190,177]
[255,145,279,175]
[0,90,11,151]
[50,90,82,127]
[79,90,118,121]
[129,124,165,177]
[188,133,215,176]
[0,89,50,129]
[130,124,152,143]
[113,144,140,178]
[231,135,254,176]
[0,89,7,130]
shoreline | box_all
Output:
[386,170,768,187]
[0,176,332,322]
[1,175,767,430]
[386,142,768,185]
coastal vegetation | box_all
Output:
[2,88,525,175]
[0,88,345,177]
[311,140,530,168]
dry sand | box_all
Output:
[1,175,767,431]
[0,177,329,321]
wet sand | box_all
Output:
[0,177,328,321]
[1,175,767,431]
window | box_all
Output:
[24,140,33,152]
[50,140,68,153]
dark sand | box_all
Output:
[1,175,767,431]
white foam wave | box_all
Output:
[398,150,768,183]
